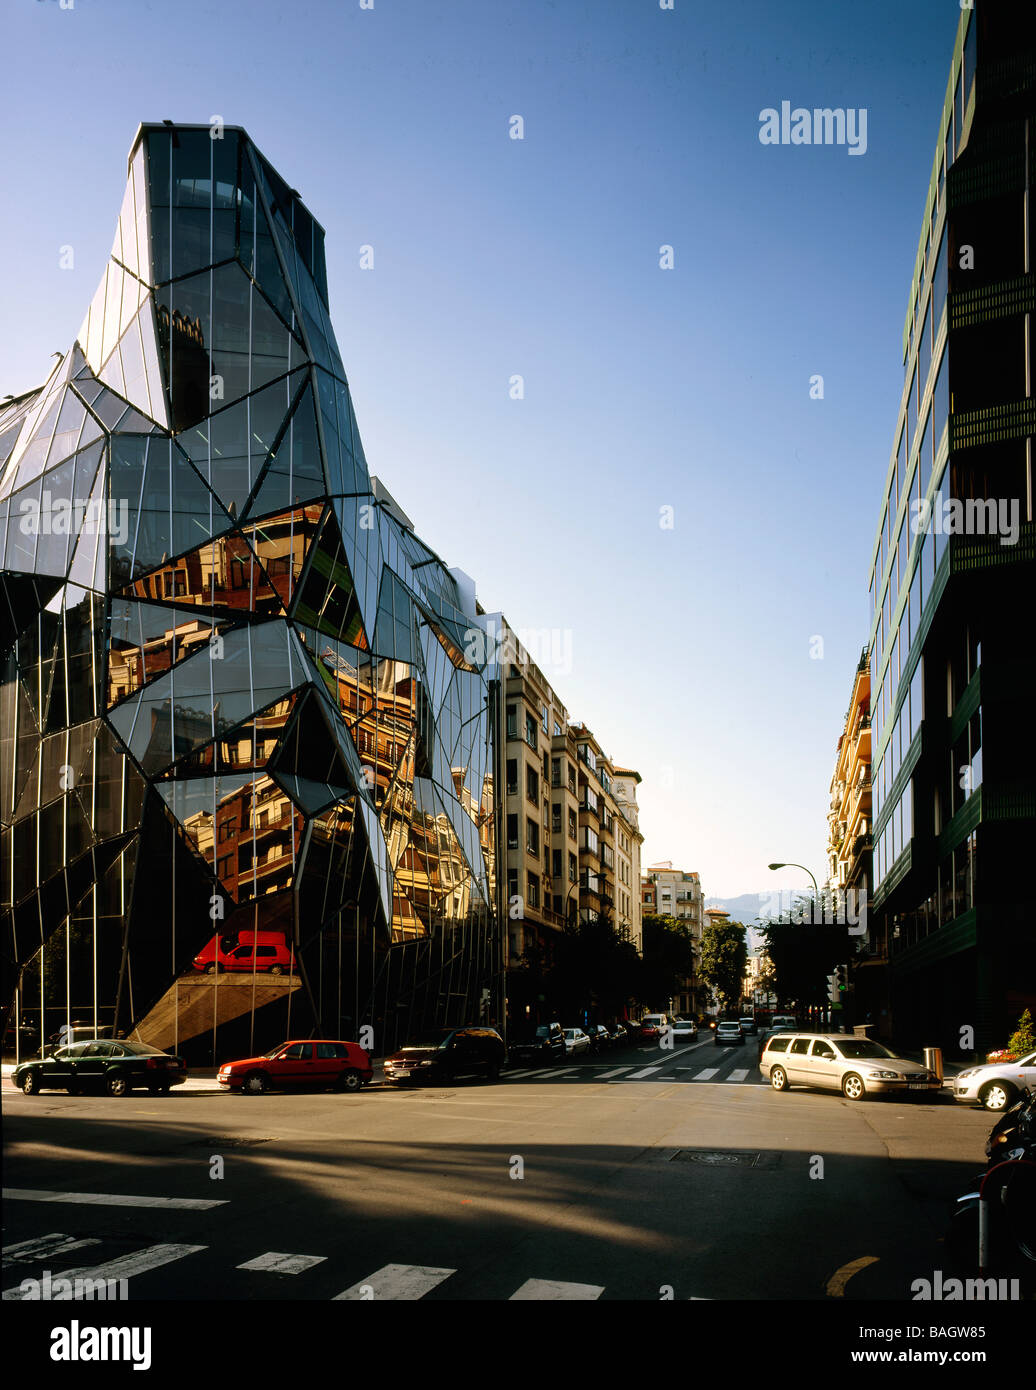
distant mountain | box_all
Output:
[706,889,811,951]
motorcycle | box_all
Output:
[944,1086,1036,1288]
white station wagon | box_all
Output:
[759,1032,942,1100]
[952,1051,1036,1111]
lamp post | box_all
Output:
[768,861,824,1027]
[767,861,820,897]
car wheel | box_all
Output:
[981,1081,1014,1112]
[243,1071,269,1095]
[770,1066,788,1092]
[335,1070,362,1093]
[106,1074,129,1097]
[20,1070,40,1095]
[205,963,220,975]
[842,1072,866,1101]
[269,965,285,975]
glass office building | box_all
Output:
[0,125,499,1062]
[867,4,1035,1052]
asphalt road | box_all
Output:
[2,1039,991,1302]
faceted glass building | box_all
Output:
[866,5,1035,1052]
[0,124,499,1062]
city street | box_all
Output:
[2,1040,990,1302]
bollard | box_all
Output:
[924,1046,944,1081]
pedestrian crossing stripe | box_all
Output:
[1,1241,708,1301]
[332,1264,456,1300]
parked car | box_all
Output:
[715,1021,745,1047]
[584,1025,612,1054]
[616,1020,642,1042]
[383,1027,505,1085]
[641,1013,672,1038]
[14,1040,187,1096]
[193,930,295,975]
[739,1016,758,1036]
[218,1039,372,1094]
[671,1019,698,1043]
[507,1023,566,1067]
[563,1027,592,1056]
[638,1019,662,1042]
[759,1032,942,1100]
[953,1051,1036,1111]
[770,1014,797,1031]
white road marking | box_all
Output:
[504,1069,537,1079]
[510,1278,605,1300]
[692,1068,719,1080]
[2,1233,101,1267]
[2,1188,227,1210]
[597,1067,634,1079]
[332,1263,456,1300]
[548,1068,582,1078]
[626,1063,669,1079]
[3,1243,206,1299]
[237,1252,327,1274]
[728,1069,750,1082]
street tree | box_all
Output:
[698,918,747,1014]
[639,914,697,1010]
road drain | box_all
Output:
[669,1148,781,1169]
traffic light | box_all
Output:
[836,966,847,992]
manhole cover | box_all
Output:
[669,1148,780,1169]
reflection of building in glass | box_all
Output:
[865,9,1036,1054]
[0,124,498,1061]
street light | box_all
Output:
[767,861,820,897]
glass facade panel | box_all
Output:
[2,124,499,1064]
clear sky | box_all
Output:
[0,0,960,900]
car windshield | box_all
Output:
[835,1039,896,1059]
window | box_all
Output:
[932,348,948,452]
[568,808,577,840]
[790,1038,810,1055]
[812,1041,835,1059]
[541,704,549,734]
[527,872,540,910]
[507,814,518,849]
[907,367,917,450]
[567,763,576,793]
[582,827,599,855]
[525,712,537,749]
[552,849,562,879]
[506,705,517,740]
[552,803,562,834]
[526,819,539,856]
[551,756,561,788]
[526,765,538,804]
[569,852,577,883]
[553,720,562,737]
[506,759,517,796]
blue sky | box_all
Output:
[0,0,960,899]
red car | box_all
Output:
[217,1040,372,1094]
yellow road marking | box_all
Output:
[826,1255,879,1297]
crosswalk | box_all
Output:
[501,1058,764,1085]
[2,1234,701,1301]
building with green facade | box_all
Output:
[867,1,1035,1054]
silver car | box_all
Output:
[759,1032,942,1100]
[952,1051,1036,1111]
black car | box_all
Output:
[383,1026,506,1084]
[584,1025,612,1054]
[13,1040,187,1096]
[505,1022,566,1068]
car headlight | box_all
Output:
[419,1060,432,1067]
[867,1069,901,1080]
[956,1068,977,1080]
